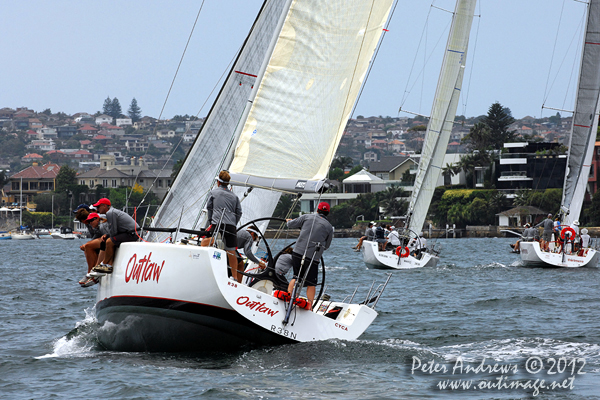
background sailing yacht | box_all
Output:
[520,0,600,268]
[362,0,477,269]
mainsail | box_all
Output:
[561,0,600,226]
[151,0,393,239]
[407,0,476,234]
[151,0,290,238]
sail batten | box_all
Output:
[407,0,477,234]
[561,0,600,226]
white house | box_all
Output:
[95,114,113,125]
[116,117,133,127]
[26,139,55,151]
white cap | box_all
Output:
[573,220,579,226]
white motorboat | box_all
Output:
[92,0,394,351]
[51,227,76,240]
[520,0,600,268]
[362,0,476,269]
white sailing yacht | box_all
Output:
[363,0,476,269]
[520,0,600,268]
[92,0,394,352]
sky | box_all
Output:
[0,0,590,121]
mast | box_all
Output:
[406,0,477,234]
[19,177,23,228]
[560,0,600,226]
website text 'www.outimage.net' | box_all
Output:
[410,356,586,397]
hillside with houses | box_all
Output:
[2,104,597,233]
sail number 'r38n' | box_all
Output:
[271,325,297,340]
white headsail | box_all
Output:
[407,0,476,234]
[561,0,600,226]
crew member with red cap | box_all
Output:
[91,198,140,274]
[283,201,333,310]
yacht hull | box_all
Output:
[519,241,599,268]
[362,240,439,269]
[95,242,378,352]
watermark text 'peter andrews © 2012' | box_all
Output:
[409,356,585,397]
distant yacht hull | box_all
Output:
[362,240,439,269]
[519,241,599,268]
[10,233,35,240]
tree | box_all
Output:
[128,98,142,122]
[442,163,461,186]
[55,165,77,192]
[481,102,516,149]
[102,96,112,115]
[171,159,184,178]
[401,169,415,185]
[462,122,491,152]
[111,98,122,119]
[331,156,354,170]
[0,170,7,187]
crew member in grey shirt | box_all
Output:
[205,170,243,282]
[535,214,554,251]
[236,227,265,270]
[285,202,334,309]
[91,197,140,274]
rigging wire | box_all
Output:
[542,4,586,115]
[398,3,452,114]
[542,0,567,114]
[124,0,206,208]
[460,1,481,118]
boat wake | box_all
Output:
[439,337,600,365]
[36,306,100,359]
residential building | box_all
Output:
[6,163,60,207]
[95,114,113,125]
[26,139,56,151]
[495,142,566,198]
[77,155,172,199]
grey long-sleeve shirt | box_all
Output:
[287,213,333,260]
[105,207,139,237]
[237,229,261,264]
[207,186,242,226]
[535,218,553,233]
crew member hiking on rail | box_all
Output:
[285,201,334,311]
[91,198,140,274]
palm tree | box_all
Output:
[442,162,461,186]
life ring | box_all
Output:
[561,227,576,240]
[396,246,410,258]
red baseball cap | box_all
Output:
[317,202,330,213]
[85,212,100,222]
[93,198,111,207]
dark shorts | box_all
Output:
[111,231,138,247]
[216,224,237,250]
[292,251,319,287]
[542,231,552,242]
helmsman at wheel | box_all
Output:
[285,202,334,309]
